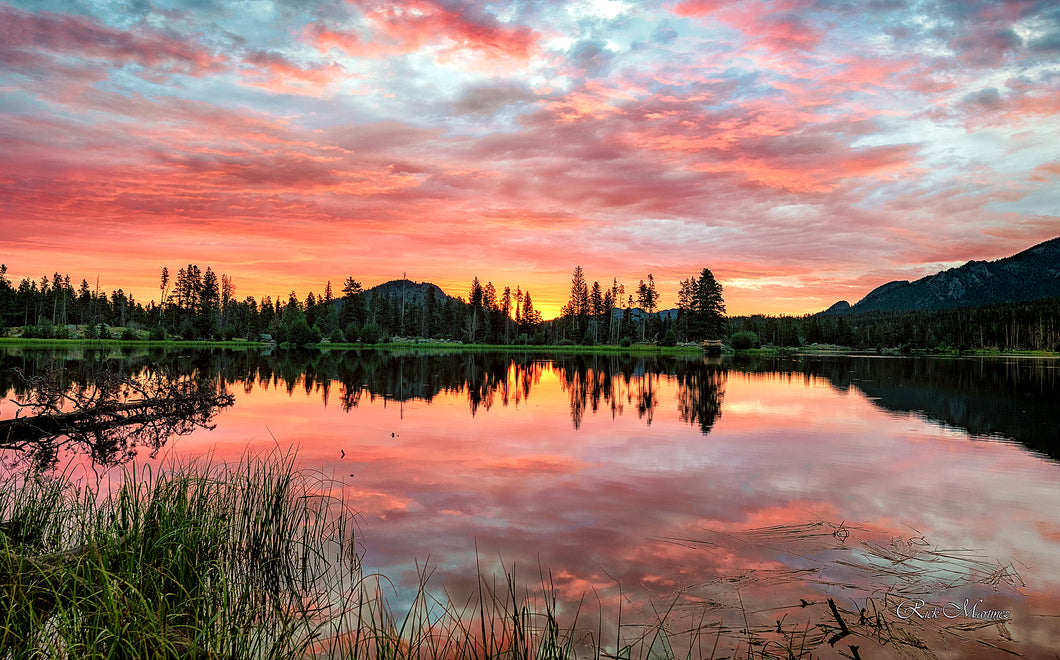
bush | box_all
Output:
[581,328,596,346]
[729,330,760,350]
[21,325,52,339]
[120,328,138,341]
[86,323,112,340]
[328,328,345,343]
[280,317,318,346]
[360,321,383,345]
[661,328,677,346]
[620,337,632,348]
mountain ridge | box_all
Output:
[822,237,1060,314]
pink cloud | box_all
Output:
[240,50,348,94]
[672,0,822,55]
[308,1,538,60]
[0,4,225,79]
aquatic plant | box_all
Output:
[0,449,350,658]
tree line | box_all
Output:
[3,262,1056,351]
[728,296,1060,353]
[0,263,726,346]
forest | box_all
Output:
[1,263,1057,352]
[0,264,725,347]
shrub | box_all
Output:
[620,336,632,348]
[729,330,760,350]
[280,317,318,346]
[661,328,677,346]
[360,321,383,344]
[21,325,53,339]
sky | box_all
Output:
[1,0,1059,318]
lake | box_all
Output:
[2,346,1059,658]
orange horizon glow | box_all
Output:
[0,255,1023,320]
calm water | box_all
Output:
[3,347,1060,657]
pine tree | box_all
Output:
[691,268,725,340]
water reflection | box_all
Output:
[4,348,1059,455]
[2,349,730,438]
[0,349,233,467]
[733,354,1060,459]
[3,347,1060,657]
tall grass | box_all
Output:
[0,449,353,658]
[1,452,804,660]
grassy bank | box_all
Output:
[1,450,349,658]
[0,337,264,349]
[0,451,815,660]
[315,341,704,356]
[0,452,644,660]
[0,336,705,356]
[726,341,1060,358]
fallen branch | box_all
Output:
[2,366,234,466]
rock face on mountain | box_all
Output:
[826,237,1060,314]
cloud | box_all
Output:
[449,82,538,117]
[341,0,539,59]
[2,0,1058,317]
[0,4,225,78]
[962,87,1003,107]
[948,26,1023,67]
[565,40,616,78]
[240,49,347,94]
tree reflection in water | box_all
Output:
[0,355,233,468]
[1,349,731,451]
[12,348,1057,455]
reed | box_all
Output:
[1,452,808,660]
[0,449,351,658]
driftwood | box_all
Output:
[1,366,234,466]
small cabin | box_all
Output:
[702,339,724,355]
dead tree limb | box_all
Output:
[2,366,234,467]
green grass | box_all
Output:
[0,449,351,658]
[0,338,264,348]
[1,449,800,660]
[314,342,704,355]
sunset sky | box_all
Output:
[2,0,1058,317]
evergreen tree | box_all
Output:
[590,281,603,343]
[688,268,725,340]
[521,291,540,334]
[565,266,589,335]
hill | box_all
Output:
[824,237,1060,314]
[363,279,455,306]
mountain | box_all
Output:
[363,279,454,306]
[824,237,1060,314]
